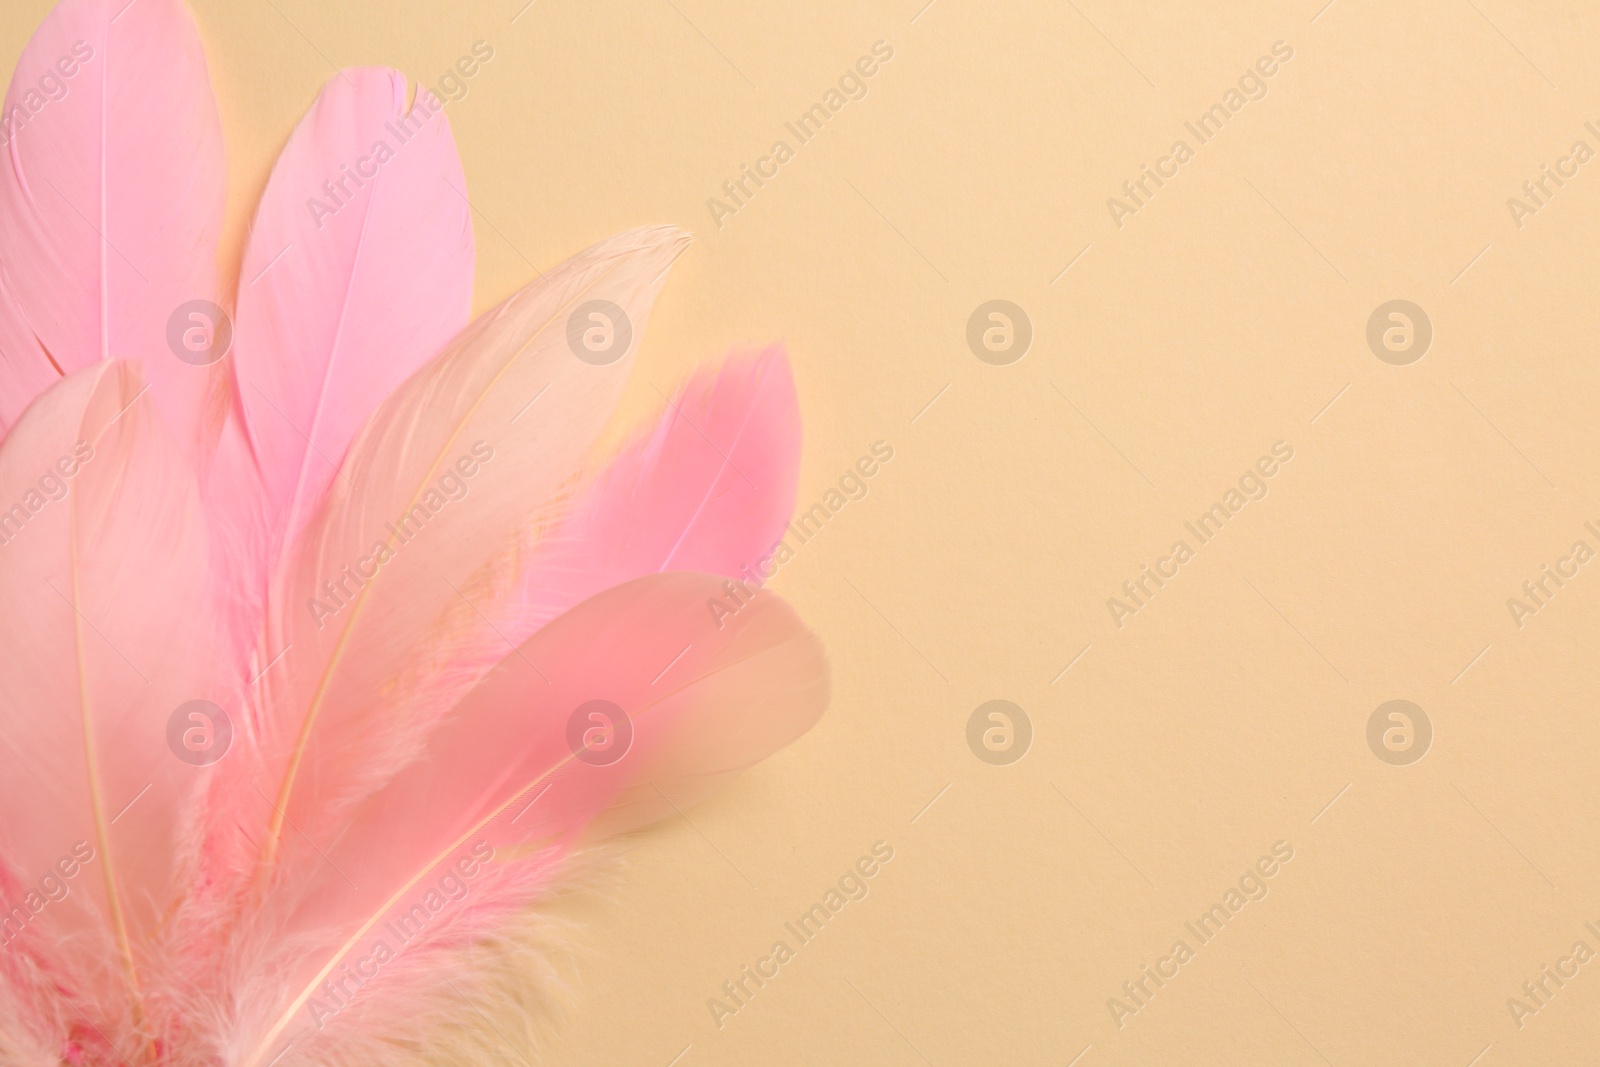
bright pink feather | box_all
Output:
[204,67,474,684]
[0,0,225,452]
[231,67,474,578]
[508,345,801,638]
[0,274,56,442]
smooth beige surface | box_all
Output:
[8,0,1600,1063]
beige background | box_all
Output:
[9,0,1600,1063]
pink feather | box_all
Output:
[204,66,474,685]
[0,362,211,1058]
[508,344,802,637]
[244,224,691,878]
[0,4,831,1065]
[215,572,827,1067]
[0,273,57,441]
[0,0,225,453]
[362,345,805,788]
[232,69,473,592]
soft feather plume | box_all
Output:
[0,3,830,1066]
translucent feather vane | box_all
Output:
[0,3,829,1065]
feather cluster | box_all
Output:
[0,2,829,1065]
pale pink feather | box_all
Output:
[207,226,690,909]
[0,362,211,1056]
[222,572,828,1067]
